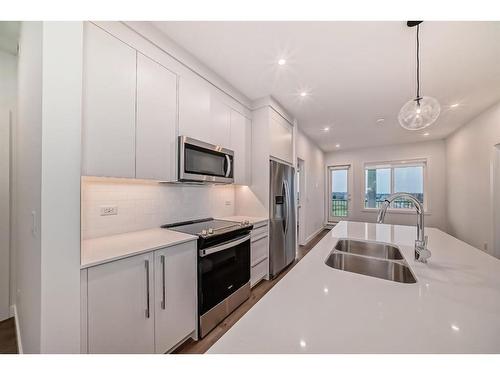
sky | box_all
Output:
[332,167,423,194]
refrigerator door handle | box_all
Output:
[283,179,290,234]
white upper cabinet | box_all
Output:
[82,23,137,178]
[136,53,178,181]
[230,110,252,185]
[178,75,211,142]
[154,242,197,354]
[269,109,293,164]
[209,93,231,148]
[179,75,233,148]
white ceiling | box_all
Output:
[153,21,500,152]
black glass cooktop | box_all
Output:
[162,218,249,238]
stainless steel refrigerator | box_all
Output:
[269,159,296,278]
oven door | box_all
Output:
[199,234,250,315]
[179,136,234,183]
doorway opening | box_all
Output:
[493,144,500,258]
[297,158,306,246]
[328,165,351,223]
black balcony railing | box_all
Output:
[331,199,348,217]
[331,195,422,218]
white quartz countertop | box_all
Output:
[81,228,197,269]
[208,221,500,353]
[217,216,268,226]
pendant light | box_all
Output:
[398,21,440,131]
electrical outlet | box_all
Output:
[225,200,232,206]
[484,243,488,252]
[100,205,118,216]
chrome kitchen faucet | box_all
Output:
[376,193,431,263]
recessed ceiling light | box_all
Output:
[376,118,385,125]
[278,58,286,66]
[300,92,308,97]
[450,103,460,108]
[423,132,430,136]
[323,127,330,132]
[335,144,340,148]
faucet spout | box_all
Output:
[376,192,431,263]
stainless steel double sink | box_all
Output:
[325,239,417,283]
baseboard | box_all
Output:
[10,304,23,354]
[303,226,327,245]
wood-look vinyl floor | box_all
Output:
[173,228,331,354]
[0,318,17,354]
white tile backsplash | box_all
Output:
[81,178,235,239]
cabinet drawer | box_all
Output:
[251,223,268,239]
[250,258,268,288]
[251,235,268,266]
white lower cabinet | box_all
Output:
[85,241,197,354]
[87,252,155,354]
[250,222,269,288]
[154,242,197,354]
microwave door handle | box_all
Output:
[225,155,232,178]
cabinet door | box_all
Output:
[82,23,137,178]
[87,253,155,353]
[230,110,251,185]
[136,53,178,181]
[209,94,231,148]
[178,75,211,142]
[154,241,197,353]
[269,109,293,164]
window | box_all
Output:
[364,161,425,210]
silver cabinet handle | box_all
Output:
[145,259,150,319]
[160,255,166,310]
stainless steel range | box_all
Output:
[162,218,253,338]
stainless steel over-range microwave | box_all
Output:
[178,136,234,184]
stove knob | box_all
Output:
[208,228,214,234]
[201,229,208,236]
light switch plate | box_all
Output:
[100,205,118,216]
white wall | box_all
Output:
[39,22,82,353]
[14,21,83,353]
[446,101,500,255]
[15,21,42,353]
[324,140,448,231]
[0,49,17,321]
[82,179,236,239]
[295,129,325,243]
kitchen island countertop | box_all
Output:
[208,221,500,353]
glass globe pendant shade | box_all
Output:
[398,96,441,131]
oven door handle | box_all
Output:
[199,234,251,257]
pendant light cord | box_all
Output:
[416,24,421,101]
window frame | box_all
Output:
[362,159,428,213]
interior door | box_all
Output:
[269,160,286,277]
[328,165,351,222]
